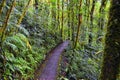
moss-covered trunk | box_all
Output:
[100,0,120,80]
[61,0,64,40]
[67,0,71,40]
[0,0,6,15]
[74,0,82,48]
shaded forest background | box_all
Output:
[0,0,120,80]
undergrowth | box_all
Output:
[59,42,103,80]
[0,1,59,79]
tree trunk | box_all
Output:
[67,0,71,40]
[86,0,90,21]
[90,0,96,25]
[35,0,38,10]
[1,0,16,41]
[98,0,108,30]
[0,0,6,15]
[74,0,82,48]
[61,0,64,40]
[99,0,108,12]
[57,0,60,31]
[100,0,120,80]
[51,0,56,28]
[96,0,108,43]
[88,0,96,45]
[17,0,31,25]
[71,1,75,44]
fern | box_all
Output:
[4,42,18,52]
[16,33,31,49]
[27,54,36,67]
[18,26,29,37]
[5,52,15,62]
[5,35,26,49]
[3,33,31,51]
[6,62,15,72]
[13,57,32,75]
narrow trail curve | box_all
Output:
[36,40,69,80]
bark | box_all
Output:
[88,0,96,44]
[97,0,108,43]
[51,0,56,28]
[90,0,96,26]
[98,0,108,30]
[35,0,38,10]
[99,0,108,12]
[61,0,64,39]
[57,0,60,31]
[67,0,71,40]
[17,0,31,25]
[1,0,16,41]
[0,0,16,78]
[86,0,90,21]
[100,0,120,80]
[74,0,82,48]
[0,0,6,15]
[71,1,75,43]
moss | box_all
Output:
[100,0,120,80]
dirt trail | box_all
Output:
[35,40,69,80]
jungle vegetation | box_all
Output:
[0,0,120,80]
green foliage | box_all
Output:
[0,0,55,79]
[61,43,103,80]
[0,31,45,79]
[1,0,116,80]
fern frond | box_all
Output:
[5,35,26,49]
[18,26,29,36]
[3,33,32,51]
[16,33,32,50]
[3,41,18,52]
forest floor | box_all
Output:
[34,40,69,80]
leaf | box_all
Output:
[16,33,32,49]
[18,26,29,36]
[6,63,15,72]
[7,36,26,49]
[4,42,18,52]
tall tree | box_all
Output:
[51,0,56,28]
[0,0,6,15]
[17,0,32,26]
[99,0,108,12]
[97,0,108,43]
[98,0,108,30]
[90,0,96,25]
[74,0,82,48]
[88,0,96,44]
[57,0,60,31]
[100,0,120,80]
[86,0,90,21]
[61,0,64,40]
[1,0,16,41]
[0,0,16,77]
[71,0,75,44]
[67,0,71,40]
[35,0,39,10]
